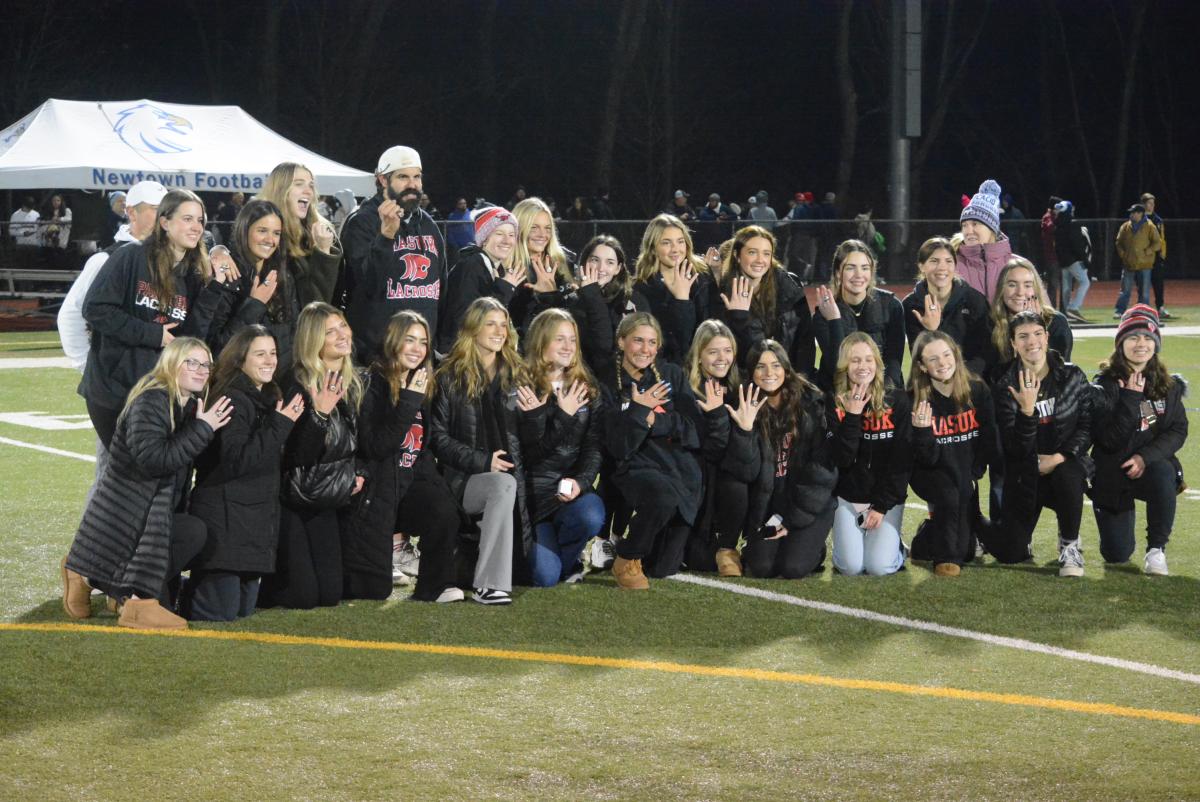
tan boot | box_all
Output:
[715,548,743,577]
[612,556,649,590]
[118,598,188,630]
[933,562,961,577]
[60,556,92,619]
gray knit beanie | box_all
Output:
[960,179,1003,234]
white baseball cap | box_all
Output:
[376,145,422,175]
[126,180,168,207]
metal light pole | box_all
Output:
[890,0,920,277]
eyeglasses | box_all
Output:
[183,359,213,373]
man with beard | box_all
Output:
[342,145,447,361]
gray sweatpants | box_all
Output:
[462,472,516,591]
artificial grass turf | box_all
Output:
[3,327,1200,800]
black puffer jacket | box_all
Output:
[438,246,520,353]
[429,371,533,583]
[634,272,709,365]
[599,361,704,525]
[207,262,300,369]
[901,279,990,377]
[1090,371,1188,512]
[995,351,1093,471]
[719,269,815,377]
[723,383,838,532]
[189,373,295,573]
[827,387,912,512]
[812,287,906,391]
[516,387,604,523]
[981,311,1073,384]
[281,384,359,511]
[577,282,650,379]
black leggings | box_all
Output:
[909,469,979,566]
[616,475,690,578]
[742,506,833,579]
[259,506,342,609]
[404,473,462,602]
[86,399,122,450]
[995,458,1087,562]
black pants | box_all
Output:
[1151,258,1166,310]
[742,506,833,579]
[910,469,983,566]
[1095,459,1178,562]
[996,458,1087,562]
[180,571,261,621]
[616,477,690,577]
[86,399,122,450]
[91,512,206,607]
[259,506,342,609]
[404,474,462,602]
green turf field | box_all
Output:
[2,323,1199,801]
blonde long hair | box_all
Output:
[833,332,887,418]
[438,297,524,400]
[523,308,597,400]
[684,319,740,395]
[143,190,211,309]
[121,337,211,429]
[908,330,975,410]
[293,302,363,410]
[376,311,434,403]
[988,257,1057,362]
[512,198,573,285]
[260,162,337,259]
[633,214,708,283]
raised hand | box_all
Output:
[704,246,723,279]
[911,293,941,331]
[720,275,754,312]
[816,285,841,320]
[379,199,402,240]
[631,380,670,409]
[696,378,726,413]
[311,218,335,254]
[516,384,549,413]
[1007,368,1040,416]
[579,261,600,288]
[555,380,590,417]
[197,395,234,431]
[1119,370,1146,393]
[664,258,697,300]
[726,383,764,431]
[209,245,240,284]
[250,270,279,303]
[912,399,933,428]
[405,367,429,395]
[501,264,527,288]
[530,255,558,292]
[839,382,870,416]
[313,370,346,414]
[275,393,306,422]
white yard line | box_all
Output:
[0,436,95,462]
[669,572,1200,685]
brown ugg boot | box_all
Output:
[61,556,92,620]
[118,598,188,630]
[933,562,961,577]
[715,548,743,577]
[612,556,649,590]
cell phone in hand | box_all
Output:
[558,479,573,496]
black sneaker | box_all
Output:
[472,587,512,605]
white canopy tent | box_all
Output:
[0,98,375,196]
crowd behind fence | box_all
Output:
[1,218,1194,302]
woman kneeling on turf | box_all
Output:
[908,331,999,576]
[994,311,1093,576]
[1090,306,1187,576]
[62,338,232,629]
[828,333,911,576]
[601,312,703,588]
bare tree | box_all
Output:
[1105,0,1148,217]
[833,0,858,210]
[593,0,648,198]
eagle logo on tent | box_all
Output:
[113,103,194,154]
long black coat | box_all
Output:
[901,279,991,377]
[66,390,215,598]
[576,283,650,379]
[718,269,815,378]
[189,374,295,574]
[634,272,709,365]
[516,389,605,523]
[429,371,534,584]
[438,247,519,353]
[812,287,906,391]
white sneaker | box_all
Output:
[391,568,412,586]
[393,539,420,577]
[563,569,584,584]
[587,537,616,571]
[1143,548,1169,576]
[1058,541,1084,577]
[472,587,512,605]
[435,587,465,603]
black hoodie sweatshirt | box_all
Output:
[828,387,912,512]
[911,380,997,485]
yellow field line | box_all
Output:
[4,621,1197,726]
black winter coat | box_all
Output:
[429,371,534,583]
[66,390,215,598]
[828,388,912,512]
[599,361,704,525]
[981,311,1073,384]
[812,288,906,391]
[1090,371,1188,512]
[634,271,709,365]
[281,384,359,510]
[576,282,650,379]
[994,352,1093,470]
[718,269,815,378]
[81,242,225,409]
[189,374,295,573]
[911,381,997,485]
[1054,212,1091,267]
[438,246,520,353]
[516,388,605,523]
[901,280,991,377]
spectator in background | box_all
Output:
[445,196,475,265]
[591,189,613,220]
[100,191,127,248]
[216,191,245,238]
[42,194,72,250]
[419,193,441,220]
[1114,203,1162,318]
[1040,195,1061,304]
[566,196,593,222]
[1000,192,1029,257]
[747,191,778,229]
[1142,192,1169,319]
[332,189,357,233]
[956,179,1015,300]
[698,193,735,222]
[10,196,40,247]
[507,185,528,210]
[667,189,696,221]
[1053,200,1092,322]
[786,191,818,281]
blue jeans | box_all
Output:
[831,498,905,576]
[1060,260,1090,312]
[1115,269,1152,315]
[531,492,606,586]
[1094,459,1178,562]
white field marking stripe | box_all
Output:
[0,436,95,462]
[669,573,1200,685]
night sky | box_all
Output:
[3,0,1197,218]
